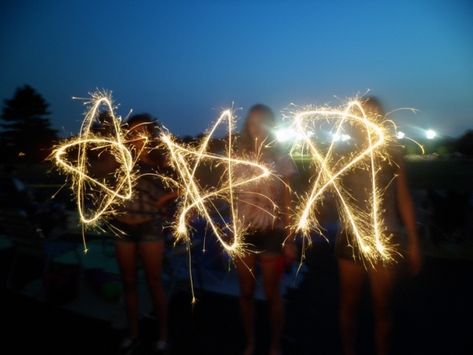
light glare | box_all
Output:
[396,131,405,139]
[425,129,437,140]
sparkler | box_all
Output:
[288,99,398,265]
[52,89,406,270]
[160,109,273,258]
[52,92,143,250]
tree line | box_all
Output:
[1,85,473,164]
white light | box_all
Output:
[275,128,295,142]
[275,127,308,143]
[396,131,405,139]
[425,129,437,140]
[332,133,351,142]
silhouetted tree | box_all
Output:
[1,85,57,162]
[456,130,473,157]
[433,137,455,157]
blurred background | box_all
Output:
[0,1,472,354]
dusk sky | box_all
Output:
[1,0,472,137]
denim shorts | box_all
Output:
[335,231,406,265]
[114,220,164,243]
[244,229,286,255]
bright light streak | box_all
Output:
[160,109,272,258]
[52,92,144,251]
[160,110,274,302]
[288,99,399,266]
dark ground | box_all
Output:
[1,242,472,355]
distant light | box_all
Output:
[396,131,405,139]
[275,128,295,142]
[425,129,437,140]
[275,127,309,143]
[332,133,351,142]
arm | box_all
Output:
[396,159,422,274]
[156,191,179,209]
[282,175,297,263]
[282,176,293,228]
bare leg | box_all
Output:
[115,241,139,338]
[369,267,396,355]
[139,241,167,342]
[260,255,284,355]
[338,259,365,355]
[236,254,257,355]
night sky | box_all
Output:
[1,0,472,137]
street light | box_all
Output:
[275,127,311,143]
[275,128,295,143]
[396,131,405,139]
[332,133,351,142]
[425,129,437,140]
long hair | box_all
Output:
[125,113,160,138]
[362,96,400,164]
[362,96,385,120]
[238,104,279,156]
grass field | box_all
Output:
[406,159,473,190]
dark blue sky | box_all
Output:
[1,0,472,137]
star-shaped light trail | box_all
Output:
[53,93,144,250]
[160,109,272,258]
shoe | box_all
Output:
[152,340,169,354]
[118,336,140,355]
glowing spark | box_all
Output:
[289,100,398,265]
[52,92,143,248]
[160,109,272,258]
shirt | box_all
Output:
[115,163,167,224]
[340,148,402,236]
[236,151,297,231]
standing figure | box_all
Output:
[236,104,297,355]
[336,98,422,355]
[112,114,176,355]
